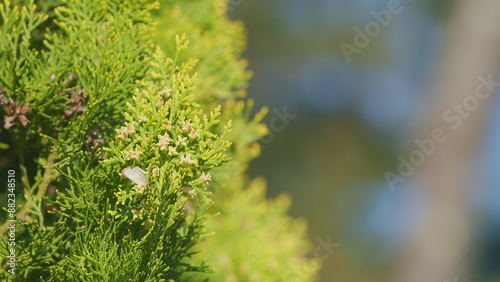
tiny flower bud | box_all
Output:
[180,154,197,166]
[116,127,128,140]
[132,209,143,220]
[133,184,146,196]
[152,167,160,178]
[126,122,136,137]
[126,150,142,162]
[188,129,200,141]
[198,172,212,184]
[159,87,172,97]
[156,96,164,108]
[168,146,178,156]
[181,120,193,133]
[156,133,170,151]
[139,115,148,122]
[145,219,154,230]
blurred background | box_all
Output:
[229,0,500,281]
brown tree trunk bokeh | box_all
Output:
[396,0,500,281]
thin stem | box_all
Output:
[0,150,59,236]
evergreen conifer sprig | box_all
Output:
[1,0,322,281]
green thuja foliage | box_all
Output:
[0,0,320,281]
[153,1,321,281]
